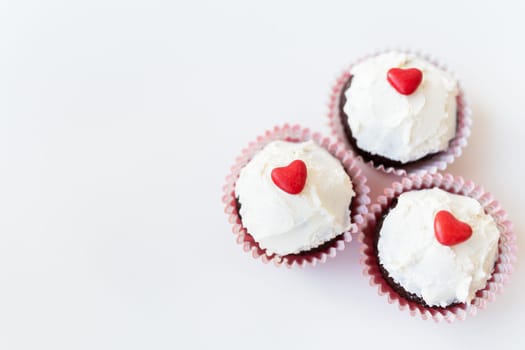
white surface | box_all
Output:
[1,1,524,349]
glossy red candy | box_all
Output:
[387,67,423,95]
[270,159,307,195]
[434,210,473,246]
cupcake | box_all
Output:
[223,124,370,267]
[328,50,472,175]
[360,173,516,322]
[378,188,499,308]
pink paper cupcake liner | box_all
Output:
[222,124,370,268]
[359,173,517,322]
[327,49,472,176]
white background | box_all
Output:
[1,0,524,349]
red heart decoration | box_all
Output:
[434,210,473,246]
[387,67,423,95]
[271,159,307,195]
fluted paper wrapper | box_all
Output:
[328,49,472,176]
[223,124,370,268]
[359,173,516,322]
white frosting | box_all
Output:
[235,140,355,256]
[344,51,459,163]
[378,188,500,307]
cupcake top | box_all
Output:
[344,51,459,163]
[378,188,500,307]
[235,140,355,256]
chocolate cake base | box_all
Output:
[338,76,443,169]
[374,197,461,309]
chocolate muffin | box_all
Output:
[375,188,499,308]
[336,51,460,170]
[234,140,356,256]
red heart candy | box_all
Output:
[271,159,307,195]
[434,210,473,246]
[387,67,423,95]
